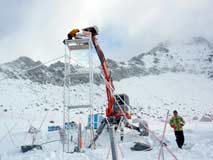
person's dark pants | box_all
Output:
[174,131,184,148]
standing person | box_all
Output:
[170,110,185,149]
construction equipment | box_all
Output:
[65,26,148,151]
[82,26,131,120]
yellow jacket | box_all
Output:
[67,29,80,39]
[170,116,185,131]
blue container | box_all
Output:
[88,113,104,129]
[48,125,60,132]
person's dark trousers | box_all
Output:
[174,131,184,148]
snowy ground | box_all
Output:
[0,73,213,160]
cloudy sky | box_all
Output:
[0,0,213,64]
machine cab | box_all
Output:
[113,94,131,119]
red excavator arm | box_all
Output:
[82,26,115,117]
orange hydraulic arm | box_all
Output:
[81,26,115,118]
[91,36,115,117]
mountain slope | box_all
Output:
[0,73,213,160]
[0,37,212,85]
[0,73,212,121]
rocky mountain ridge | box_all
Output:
[0,36,212,85]
[106,36,213,80]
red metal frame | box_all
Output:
[91,36,115,117]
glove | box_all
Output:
[171,124,176,129]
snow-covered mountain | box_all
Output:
[109,36,213,80]
[0,37,212,85]
[0,57,101,85]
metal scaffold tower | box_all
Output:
[62,35,94,153]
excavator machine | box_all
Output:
[66,26,148,148]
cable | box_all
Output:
[0,123,17,144]
[0,55,64,83]
[38,110,50,130]
[4,123,18,148]
[39,139,61,145]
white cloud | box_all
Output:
[0,0,212,63]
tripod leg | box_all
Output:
[120,127,124,142]
[158,146,163,160]
[125,121,140,132]
[109,126,119,160]
[88,118,107,148]
[119,118,125,142]
[125,120,149,136]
